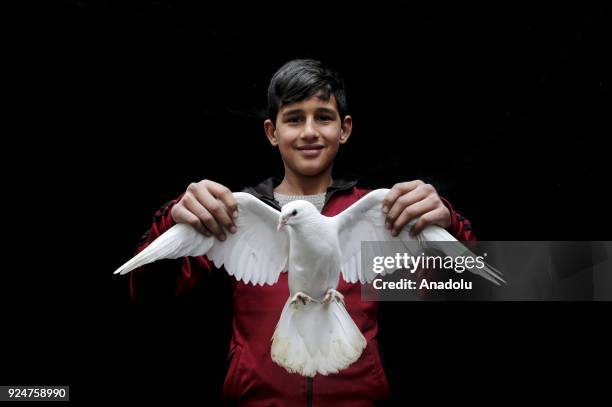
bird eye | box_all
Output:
[292,209,298,216]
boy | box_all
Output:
[131,59,474,405]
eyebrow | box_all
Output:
[281,107,338,117]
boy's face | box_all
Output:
[264,93,352,177]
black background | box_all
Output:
[4,1,610,404]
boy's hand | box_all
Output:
[171,180,239,241]
[382,181,451,237]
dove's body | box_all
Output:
[114,189,503,377]
[286,216,340,299]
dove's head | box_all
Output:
[277,200,319,231]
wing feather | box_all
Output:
[114,192,289,286]
[333,189,504,285]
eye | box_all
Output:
[292,209,298,216]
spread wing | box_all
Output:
[333,189,504,285]
[418,226,504,285]
[114,192,289,286]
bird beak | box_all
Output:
[277,218,287,231]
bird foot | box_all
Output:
[321,289,345,306]
[290,292,318,307]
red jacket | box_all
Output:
[130,177,475,406]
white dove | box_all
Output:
[114,189,504,377]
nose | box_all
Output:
[300,117,318,141]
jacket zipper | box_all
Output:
[307,377,313,407]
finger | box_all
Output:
[382,180,425,214]
[172,204,212,237]
[207,181,239,220]
[180,197,215,238]
[411,207,445,236]
[391,197,438,236]
[183,194,226,241]
[385,187,430,227]
[191,186,236,236]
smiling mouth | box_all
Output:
[296,145,324,157]
[296,145,325,151]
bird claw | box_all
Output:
[322,289,345,306]
[290,292,318,307]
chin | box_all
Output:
[294,160,333,176]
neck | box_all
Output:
[275,166,333,196]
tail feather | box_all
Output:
[271,298,366,377]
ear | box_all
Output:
[339,115,353,145]
[264,119,279,147]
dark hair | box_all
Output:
[267,59,347,124]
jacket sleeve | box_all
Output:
[440,197,476,242]
[129,196,213,302]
